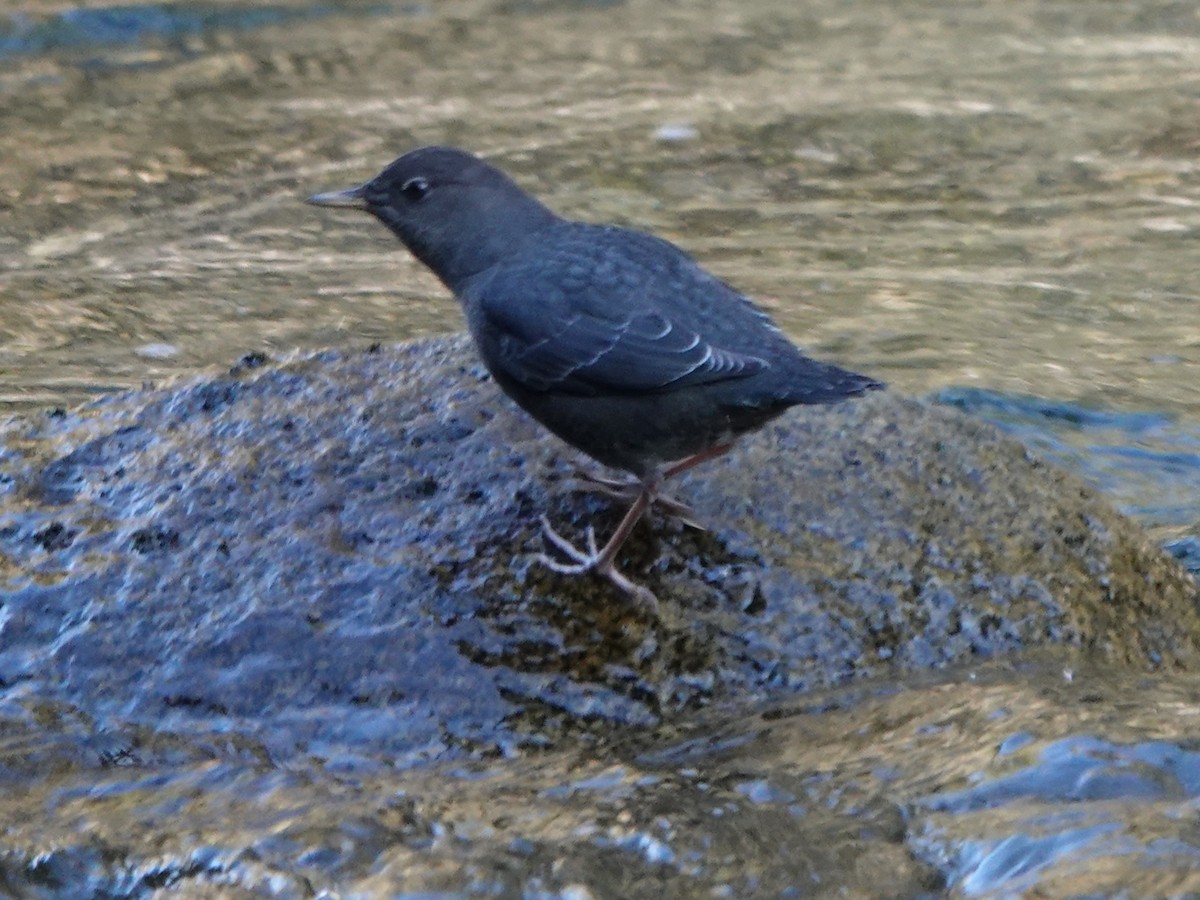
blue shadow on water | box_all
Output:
[934,386,1174,435]
[0,3,399,63]
[920,735,1200,895]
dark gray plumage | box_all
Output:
[309,146,882,612]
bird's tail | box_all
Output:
[783,358,884,406]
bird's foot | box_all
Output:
[535,515,659,615]
[567,469,705,530]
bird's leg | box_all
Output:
[661,442,734,479]
[568,469,636,495]
[565,442,732,529]
[536,445,735,611]
[567,467,703,529]
[536,481,660,614]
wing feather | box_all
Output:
[469,225,773,397]
[488,305,765,395]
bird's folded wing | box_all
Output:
[481,300,766,396]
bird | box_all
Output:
[308,146,882,614]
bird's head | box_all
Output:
[308,146,558,292]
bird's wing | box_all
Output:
[476,285,767,396]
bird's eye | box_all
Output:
[400,177,429,201]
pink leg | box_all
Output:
[662,442,734,479]
[565,468,704,529]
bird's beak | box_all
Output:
[306,185,369,209]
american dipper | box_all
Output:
[308,146,882,612]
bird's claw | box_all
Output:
[535,515,659,615]
[537,515,598,569]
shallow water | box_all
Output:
[1,0,1197,551]
[1,0,1199,894]
[4,655,1200,897]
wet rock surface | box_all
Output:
[1,334,1196,761]
[1,335,1198,893]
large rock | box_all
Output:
[0,334,1195,766]
[2,334,1199,894]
